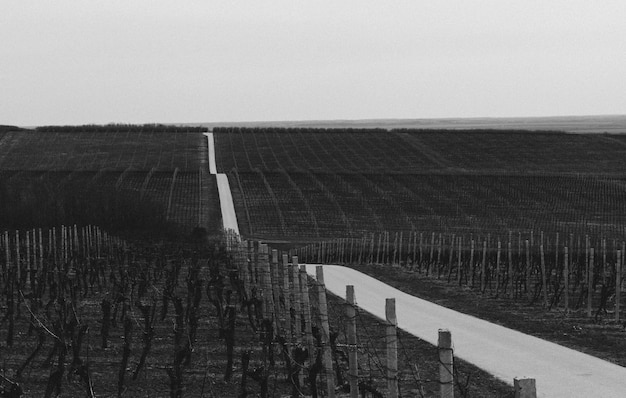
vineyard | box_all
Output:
[214,127,626,241]
[0,227,516,397]
[3,124,626,396]
[0,125,220,236]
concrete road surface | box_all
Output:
[205,132,240,234]
[307,264,626,398]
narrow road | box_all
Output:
[307,264,626,398]
[204,132,239,234]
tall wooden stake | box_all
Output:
[564,247,569,313]
[540,244,548,307]
[315,266,335,398]
[385,298,398,398]
[587,247,595,317]
[438,329,454,398]
[616,250,621,323]
[346,286,359,398]
[514,378,537,398]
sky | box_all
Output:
[1,1,625,126]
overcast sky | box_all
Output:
[1,1,625,126]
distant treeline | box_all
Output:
[0,125,25,132]
[213,126,568,135]
[36,124,208,133]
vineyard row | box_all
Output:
[295,230,626,322]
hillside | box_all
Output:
[0,125,221,236]
[214,127,626,241]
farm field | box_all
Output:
[201,114,626,134]
[0,228,512,398]
[214,127,626,241]
[0,125,221,236]
[3,122,626,397]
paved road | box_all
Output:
[205,132,239,234]
[306,264,626,398]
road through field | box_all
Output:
[205,132,239,234]
[307,264,626,398]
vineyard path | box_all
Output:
[205,132,239,234]
[306,264,626,398]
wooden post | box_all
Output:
[438,329,454,398]
[564,247,569,313]
[587,247,595,317]
[25,230,31,289]
[437,233,443,277]
[298,262,314,363]
[540,244,548,307]
[456,237,462,286]
[271,249,282,332]
[616,250,621,323]
[385,231,390,265]
[385,298,398,398]
[315,266,335,398]
[15,230,20,285]
[349,238,354,265]
[508,240,514,298]
[602,238,607,284]
[3,231,10,273]
[392,232,398,266]
[259,244,273,322]
[514,378,537,398]
[282,254,292,341]
[346,286,359,398]
[38,228,43,270]
[469,239,475,287]
[555,232,559,278]
[429,232,435,274]
[73,224,79,256]
[496,239,502,293]
[480,240,487,293]
[412,231,417,267]
[525,240,531,299]
[419,232,424,269]
[398,231,404,266]
[448,233,455,279]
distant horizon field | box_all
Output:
[196,114,626,134]
[13,114,626,134]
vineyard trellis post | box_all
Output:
[282,254,292,343]
[587,248,594,317]
[469,239,475,287]
[480,240,487,293]
[315,265,335,398]
[346,285,359,398]
[386,298,398,398]
[508,240,514,299]
[540,244,548,307]
[616,250,621,322]
[525,240,531,299]
[513,377,536,398]
[496,239,502,292]
[298,262,314,372]
[271,249,282,331]
[456,237,462,286]
[438,329,454,398]
[564,247,569,313]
